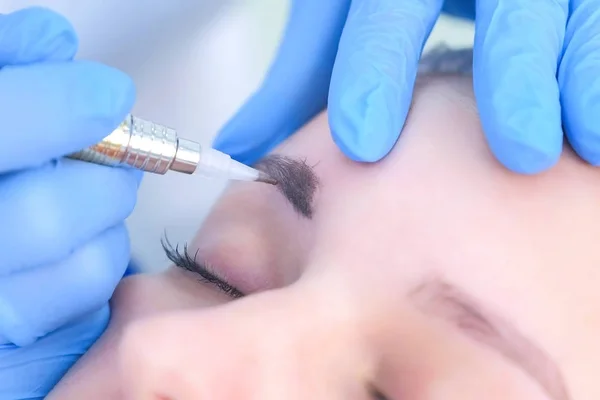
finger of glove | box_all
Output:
[0,7,78,66]
[213,0,351,165]
[0,306,109,398]
[0,225,129,346]
[328,0,444,162]
[473,0,568,174]
[0,60,135,173]
[558,0,600,165]
[0,159,139,274]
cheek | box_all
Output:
[111,270,228,322]
[103,271,234,354]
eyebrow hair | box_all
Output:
[409,277,570,400]
[254,155,319,218]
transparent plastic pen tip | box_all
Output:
[257,171,278,185]
[196,146,276,184]
[223,157,262,181]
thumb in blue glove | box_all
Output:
[213,0,444,165]
[0,7,140,399]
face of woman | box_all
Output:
[49,74,600,399]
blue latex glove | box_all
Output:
[215,0,600,174]
[445,0,600,171]
[472,0,600,172]
[0,7,140,399]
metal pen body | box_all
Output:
[68,114,200,175]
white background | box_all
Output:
[1,1,474,271]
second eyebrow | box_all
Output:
[410,278,570,400]
[254,155,319,219]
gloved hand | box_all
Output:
[214,0,600,174]
[460,0,600,173]
[0,7,140,399]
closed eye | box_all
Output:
[161,236,245,299]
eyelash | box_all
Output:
[161,237,245,299]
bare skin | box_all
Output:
[49,74,600,400]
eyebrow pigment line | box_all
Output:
[254,155,319,218]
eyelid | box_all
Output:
[161,237,245,299]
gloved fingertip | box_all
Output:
[0,6,78,65]
[211,128,245,159]
[211,99,260,159]
[213,134,256,166]
[329,79,405,163]
[213,139,273,165]
[574,149,600,167]
[71,61,136,135]
[212,100,282,165]
[105,66,136,122]
[566,128,600,167]
[215,143,277,166]
[475,65,563,174]
[561,76,600,166]
[491,136,562,174]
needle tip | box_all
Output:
[256,171,278,185]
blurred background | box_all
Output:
[3,0,474,271]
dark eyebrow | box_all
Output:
[254,155,319,218]
[410,277,570,400]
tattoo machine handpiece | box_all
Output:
[67,114,277,185]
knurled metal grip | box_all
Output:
[68,114,200,175]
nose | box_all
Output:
[118,285,374,399]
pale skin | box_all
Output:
[49,74,600,399]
